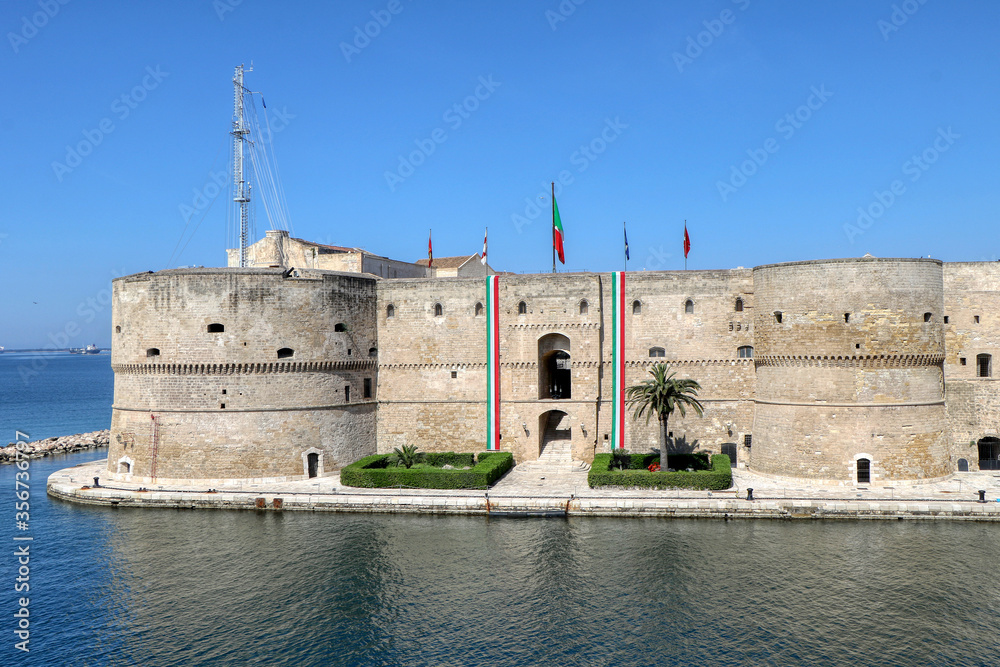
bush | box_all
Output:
[341,451,514,489]
[588,453,732,490]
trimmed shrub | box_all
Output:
[425,452,476,468]
[589,453,732,490]
[341,452,514,489]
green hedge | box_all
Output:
[340,452,514,489]
[589,453,732,490]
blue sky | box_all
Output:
[1,0,998,348]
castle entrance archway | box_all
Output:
[978,437,1000,471]
[538,410,572,459]
[538,333,571,399]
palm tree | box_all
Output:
[625,364,705,465]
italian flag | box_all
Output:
[610,271,626,450]
[553,195,565,264]
[485,275,501,450]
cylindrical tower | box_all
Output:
[106,268,377,484]
[751,258,948,484]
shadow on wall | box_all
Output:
[666,435,700,455]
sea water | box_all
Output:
[2,354,999,666]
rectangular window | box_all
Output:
[344,385,350,402]
[975,315,981,324]
[363,378,372,398]
[978,354,991,378]
[744,434,752,447]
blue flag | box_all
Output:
[624,222,630,260]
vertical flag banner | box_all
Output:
[485,275,501,450]
[683,222,690,259]
[481,227,488,265]
[624,222,630,261]
[552,194,565,264]
[428,230,433,267]
[610,271,626,450]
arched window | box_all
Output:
[434,303,443,317]
[518,301,527,315]
[684,299,694,314]
[475,302,484,317]
[738,346,753,358]
[735,298,743,312]
[115,325,122,333]
[977,353,992,378]
[579,300,589,315]
[386,304,395,318]
[368,347,377,357]
[632,300,641,315]
[207,323,224,333]
[334,323,347,332]
[146,348,160,358]
[856,458,871,484]
[649,347,665,358]
[277,348,294,359]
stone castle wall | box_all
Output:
[108,255,1000,485]
[751,258,949,483]
[107,268,378,483]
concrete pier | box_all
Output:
[48,459,1000,521]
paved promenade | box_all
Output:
[47,458,1000,520]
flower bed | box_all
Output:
[340,451,514,490]
[588,453,732,490]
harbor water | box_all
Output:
[3,353,999,666]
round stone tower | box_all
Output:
[106,268,377,484]
[751,258,949,484]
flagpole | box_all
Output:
[551,182,556,274]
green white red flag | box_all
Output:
[552,195,565,264]
[610,271,626,450]
[485,275,501,450]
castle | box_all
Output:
[105,230,1000,487]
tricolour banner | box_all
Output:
[486,275,501,450]
[610,271,626,450]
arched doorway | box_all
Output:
[538,333,571,399]
[957,458,969,472]
[978,437,1000,471]
[538,410,572,460]
[307,452,319,478]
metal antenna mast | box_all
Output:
[232,63,253,267]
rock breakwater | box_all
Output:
[1,429,109,464]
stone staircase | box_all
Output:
[514,440,591,474]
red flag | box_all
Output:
[683,223,690,259]
[428,230,433,267]
[481,228,487,265]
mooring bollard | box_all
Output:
[746,488,754,501]
[93,477,100,488]
[979,490,986,503]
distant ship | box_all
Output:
[69,344,100,354]
[0,346,4,353]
